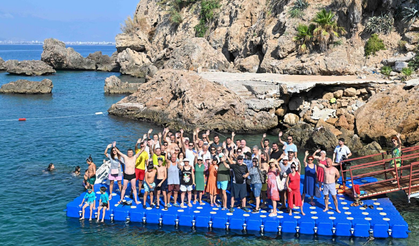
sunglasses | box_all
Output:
[287,138,292,140]
[308,159,314,161]
[175,149,180,152]
[252,160,257,163]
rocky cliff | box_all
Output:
[113,0,419,78]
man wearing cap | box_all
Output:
[333,138,352,181]
[318,158,341,213]
[226,155,250,213]
[278,132,298,156]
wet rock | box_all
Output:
[0,57,5,70]
[357,141,383,157]
[5,60,55,76]
[87,51,120,72]
[104,75,141,94]
[306,126,338,152]
[41,38,95,70]
[108,69,277,132]
[0,79,53,94]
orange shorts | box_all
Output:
[135,168,145,181]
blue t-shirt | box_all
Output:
[284,143,298,155]
[100,192,109,203]
[84,192,96,203]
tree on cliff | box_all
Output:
[312,9,346,52]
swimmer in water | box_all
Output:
[46,163,55,172]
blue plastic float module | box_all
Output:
[66,179,410,239]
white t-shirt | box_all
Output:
[334,145,351,163]
[199,150,211,162]
[185,149,195,161]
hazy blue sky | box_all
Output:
[0,0,140,42]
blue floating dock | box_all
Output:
[66,176,410,239]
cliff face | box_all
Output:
[115,0,417,77]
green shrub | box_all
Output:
[169,7,183,24]
[289,0,309,18]
[409,48,419,70]
[381,66,392,77]
[365,34,386,57]
[402,67,413,76]
[365,14,394,34]
[194,0,220,37]
[398,40,407,51]
[312,9,346,51]
[402,5,419,23]
[293,24,314,53]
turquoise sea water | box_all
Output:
[0,45,417,245]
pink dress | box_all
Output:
[288,172,302,209]
[267,170,280,201]
[317,159,326,183]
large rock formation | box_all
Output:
[5,60,55,76]
[0,57,5,71]
[0,79,53,94]
[355,85,419,146]
[87,51,120,72]
[41,38,96,70]
[113,0,411,76]
[108,69,277,132]
[104,75,142,94]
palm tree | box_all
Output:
[293,24,315,54]
[312,9,346,51]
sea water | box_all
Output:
[0,45,416,245]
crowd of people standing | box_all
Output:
[87,128,354,217]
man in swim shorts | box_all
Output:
[143,162,156,209]
[116,139,144,205]
[318,158,341,213]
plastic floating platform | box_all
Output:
[66,177,409,239]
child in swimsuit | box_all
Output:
[143,162,157,209]
[97,186,109,222]
[79,186,96,221]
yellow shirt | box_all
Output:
[135,150,149,170]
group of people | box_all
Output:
[81,128,355,219]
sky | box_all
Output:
[0,0,140,42]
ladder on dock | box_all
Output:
[339,146,419,202]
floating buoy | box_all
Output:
[95,112,103,115]
[18,118,26,121]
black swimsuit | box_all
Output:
[124,173,136,181]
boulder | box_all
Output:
[335,114,350,130]
[357,141,383,159]
[41,38,96,70]
[115,33,147,53]
[355,85,419,146]
[87,51,120,72]
[117,48,152,78]
[343,88,357,97]
[0,79,53,94]
[306,126,338,152]
[393,61,409,72]
[5,60,55,76]
[0,57,5,70]
[104,75,142,94]
[275,108,286,117]
[286,123,314,148]
[234,55,260,73]
[381,52,415,66]
[163,38,230,72]
[334,90,343,99]
[108,69,278,132]
[283,113,300,126]
[316,119,342,136]
[322,92,334,100]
